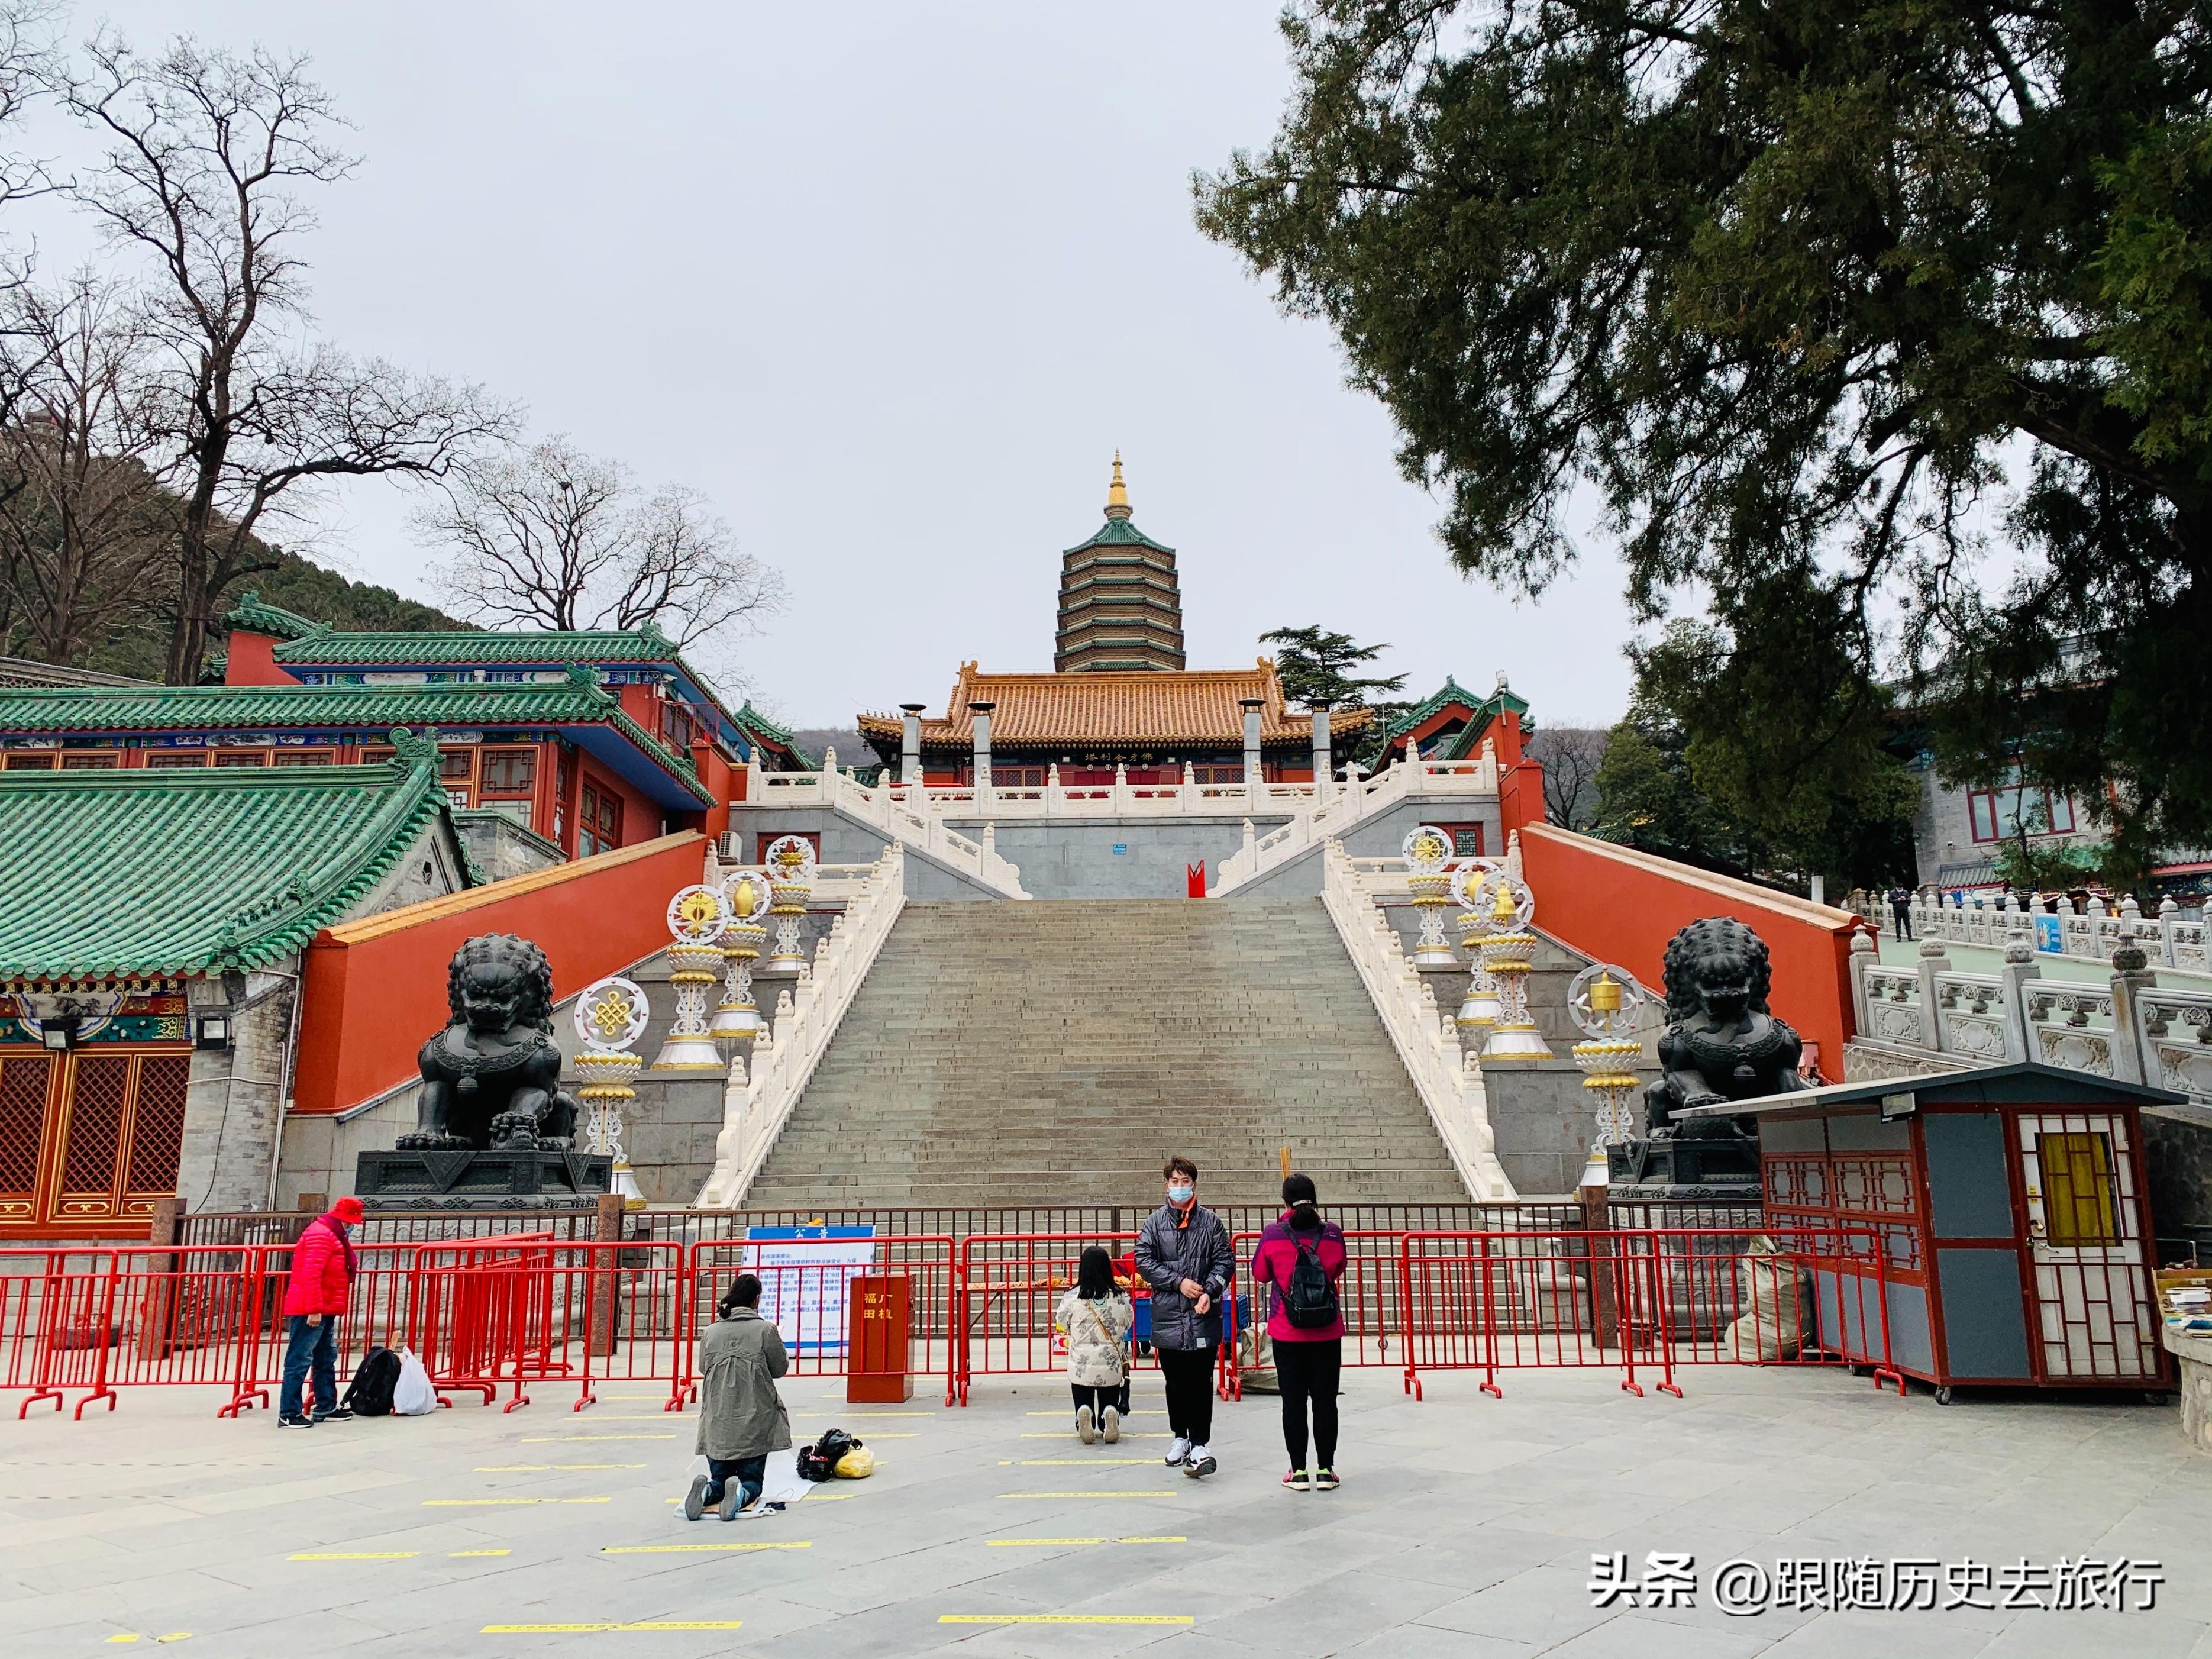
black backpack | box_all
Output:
[1282,1232,1340,1330]
[341,1345,402,1417]
[798,1428,862,1482]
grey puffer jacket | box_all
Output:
[1134,1202,1233,1351]
[695,1306,793,1461]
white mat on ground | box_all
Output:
[684,1450,810,1510]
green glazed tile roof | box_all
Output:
[1062,517,1177,556]
[272,621,678,667]
[732,701,816,770]
[222,590,329,641]
[0,681,711,803]
[0,745,457,980]
[1384,676,1530,743]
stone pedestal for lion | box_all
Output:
[354,933,611,1212]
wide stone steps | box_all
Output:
[741,898,1471,1209]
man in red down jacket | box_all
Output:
[280,1196,363,1427]
[1251,1173,1349,1491]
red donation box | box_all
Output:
[847,1274,912,1403]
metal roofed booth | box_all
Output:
[1680,1062,2180,1400]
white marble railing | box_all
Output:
[750,750,1319,825]
[1847,928,2212,1099]
[1319,838,1516,1200]
[1210,750,1501,893]
[732,750,1030,899]
[1910,889,2212,975]
[695,843,908,1207]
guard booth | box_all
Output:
[1680,1063,2178,1400]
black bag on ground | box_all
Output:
[341,1345,402,1417]
[1283,1234,1340,1331]
[797,1427,863,1482]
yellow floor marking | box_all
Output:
[564,1415,691,1421]
[476,1464,646,1472]
[453,1549,512,1557]
[424,1497,612,1507]
[941,1615,1193,1625]
[997,1491,1177,1499]
[602,1541,812,1554]
[483,1622,744,1634]
[290,1551,421,1560]
[109,1638,191,1646]
[986,1537,1188,1547]
[790,1411,935,1418]
[521,1435,675,1442]
[999,1458,1157,1466]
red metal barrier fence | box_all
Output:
[2,1226,1900,1419]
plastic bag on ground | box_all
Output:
[391,1347,438,1415]
[834,1445,875,1479]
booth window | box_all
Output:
[2038,1131,2121,1246]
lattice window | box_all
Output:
[0,1054,52,1198]
[125,1055,190,1195]
[59,1054,129,1195]
[2039,1131,2121,1247]
[1832,1154,1918,1216]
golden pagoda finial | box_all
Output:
[1105,450,1131,519]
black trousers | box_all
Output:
[1070,1381,1128,1418]
[1274,1338,1342,1471]
[1155,1345,1215,1446]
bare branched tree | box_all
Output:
[60,33,514,682]
[0,272,178,663]
[416,435,786,667]
[1529,725,1610,832]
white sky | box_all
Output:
[18,3,1638,727]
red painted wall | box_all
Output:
[292,831,707,1115]
[689,741,734,841]
[223,630,290,686]
[1516,824,1861,1076]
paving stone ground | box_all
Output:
[7,1362,2211,1657]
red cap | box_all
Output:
[331,1196,365,1224]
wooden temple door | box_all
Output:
[0,1047,190,1237]
[2014,1111,2158,1382]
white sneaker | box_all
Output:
[1077,1405,1095,1445]
[1164,1436,1191,1467]
[1186,1444,1217,1479]
[1101,1405,1120,1444]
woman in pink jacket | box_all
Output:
[1251,1173,1348,1490]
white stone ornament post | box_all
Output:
[573,975,650,1206]
[757,834,817,979]
[1403,825,1460,969]
[1567,963,1649,1148]
[711,867,771,1054]
[1469,868,1552,1060]
[651,883,730,1071]
[1450,858,1504,1033]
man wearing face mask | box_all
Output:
[1134,1156,1233,1478]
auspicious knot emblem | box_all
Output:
[1402,825,1452,873]
[763,835,817,881]
[722,868,771,922]
[575,976,651,1053]
[666,883,729,944]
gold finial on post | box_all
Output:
[1105,450,1131,518]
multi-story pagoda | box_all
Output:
[1053,455,1186,672]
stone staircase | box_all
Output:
[740,899,1474,1209]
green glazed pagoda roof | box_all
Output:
[0,744,459,980]
[0,680,711,803]
[1062,517,1177,556]
[271,622,680,667]
[221,590,329,641]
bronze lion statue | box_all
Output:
[396,934,583,1151]
[1643,916,1810,1138]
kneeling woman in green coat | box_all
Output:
[684,1273,794,1521]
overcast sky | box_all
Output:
[23,3,1639,728]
